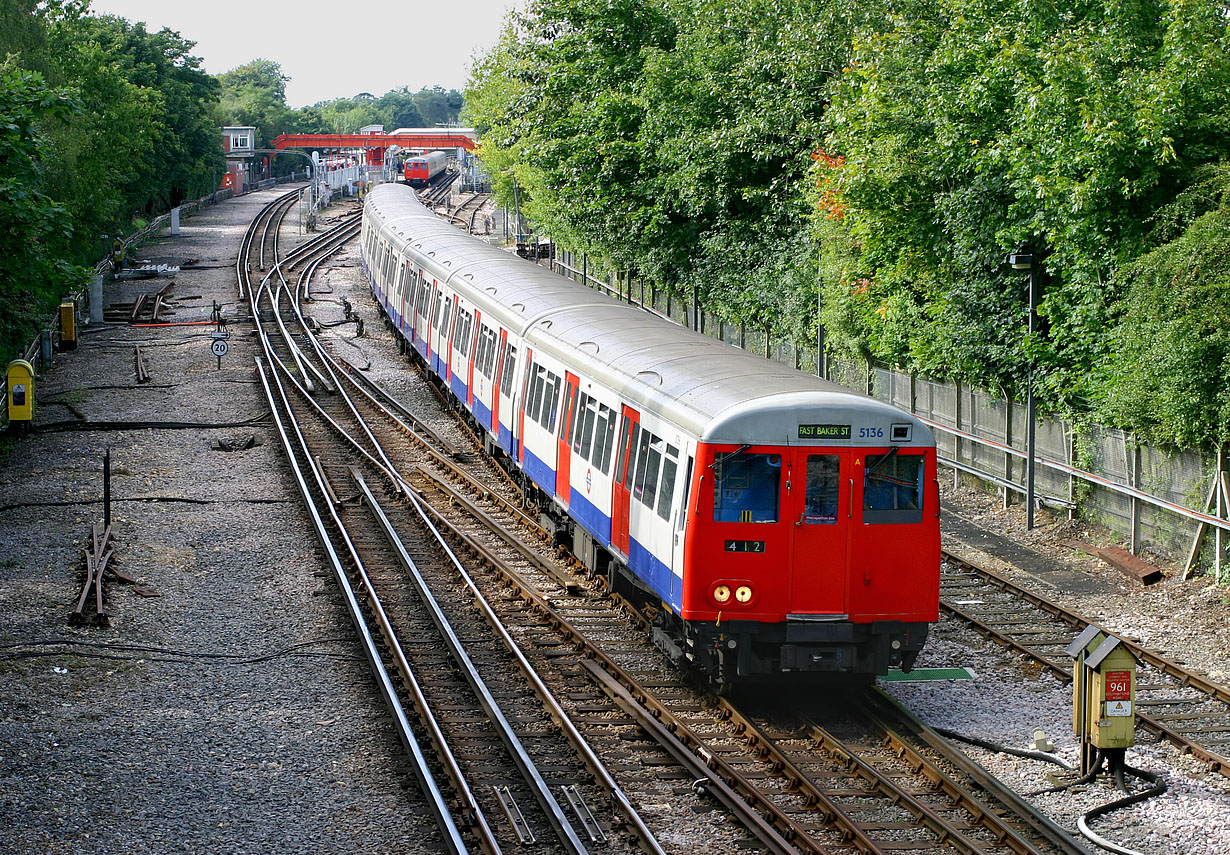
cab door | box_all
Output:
[788,450,851,615]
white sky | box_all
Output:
[85,0,520,108]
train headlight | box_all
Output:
[713,585,732,604]
[735,585,753,604]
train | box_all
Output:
[360,182,940,688]
[403,151,449,187]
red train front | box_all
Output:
[652,422,939,688]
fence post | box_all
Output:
[1004,398,1014,509]
[954,379,963,489]
[1130,438,1141,555]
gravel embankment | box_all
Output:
[0,189,434,855]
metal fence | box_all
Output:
[546,247,1230,582]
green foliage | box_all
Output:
[817,0,1230,421]
[0,59,83,359]
[467,0,1230,450]
[214,59,297,147]
[0,1,223,357]
[1095,166,1230,449]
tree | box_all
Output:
[0,61,82,360]
[214,59,296,147]
[816,0,1230,416]
[1095,166,1230,449]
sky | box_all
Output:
[85,0,521,108]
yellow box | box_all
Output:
[59,301,77,351]
[6,359,35,422]
[1088,643,1136,749]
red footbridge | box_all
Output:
[271,128,477,165]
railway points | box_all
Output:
[1,181,1228,855]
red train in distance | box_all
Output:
[403,151,448,187]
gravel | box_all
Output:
[4,187,1227,855]
[0,189,434,855]
[883,489,1230,855]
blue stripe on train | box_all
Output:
[473,398,491,430]
[522,446,555,494]
[628,537,681,611]
[568,489,612,546]
[449,373,467,402]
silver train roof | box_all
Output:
[366,183,933,446]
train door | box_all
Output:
[491,329,508,435]
[466,310,480,408]
[610,405,640,557]
[516,347,533,464]
[444,295,458,383]
[666,448,693,605]
[787,450,852,615]
[556,373,580,506]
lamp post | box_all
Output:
[1009,251,1038,530]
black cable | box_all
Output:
[934,726,1075,770]
[34,413,272,432]
[1078,759,1168,855]
[0,637,363,665]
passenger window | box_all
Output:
[578,398,598,461]
[623,424,642,489]
[542,373,561,431]
[656,445,679,521]
[616,420,636,487]
[561,386,579,441]
[569,392,587,449]
[863,453,924,524]
[713,452,781,523]
[500,345,517,397]
[527,365,545,422]
[637,437,662,508]
[594,405,617,474]
[803,455,841,524]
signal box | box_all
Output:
[59,301,78,350]
[6,359,35,427]
[1068,626,1137,760]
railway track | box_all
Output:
[233,191,1118,855]
[939,549,1230,778]
[238,192,663,855]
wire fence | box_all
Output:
[545,246,1230,583]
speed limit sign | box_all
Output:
[210,339,229,357]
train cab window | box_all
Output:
[713,452,781,523]
[802,455,841,524]
[863,453,924,524]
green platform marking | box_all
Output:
[878,667,976,682]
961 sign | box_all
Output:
[1105,670,1132,700]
